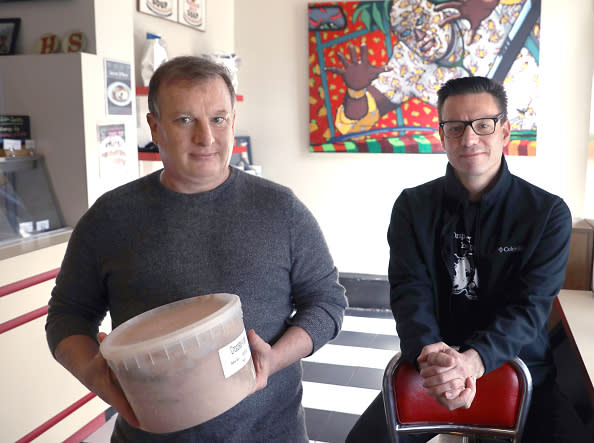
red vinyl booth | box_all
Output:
[382,353,532,442]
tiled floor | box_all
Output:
[83,308,459,443]
[302,307,399,442]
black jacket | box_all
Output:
[387,157,572,385]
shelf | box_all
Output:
[0,155,44,173]
[138,152,160,161]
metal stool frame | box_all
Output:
[382,352,533,443]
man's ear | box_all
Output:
[438,126,445,146]
[147,113,158,143]
[501,118,511,145]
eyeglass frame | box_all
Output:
[439,113,505,138]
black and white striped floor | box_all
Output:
[303,307,399,442]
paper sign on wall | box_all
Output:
[137,0,206,31]
[104,60,132,116]
[178,0,206,31]
[138,0,178,22]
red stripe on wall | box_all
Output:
[15,392,97,443]
[0,306,49,335]
[63,410,108,443]
[0,268,60,298]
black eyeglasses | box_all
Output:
[439,113,505,138]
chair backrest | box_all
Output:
[382,352,532,443]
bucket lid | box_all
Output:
[100,293,242,369]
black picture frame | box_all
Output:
[0,18,20,55]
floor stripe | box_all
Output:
[303,361,384,390]
[302,381,380,415]
[345,307,393,318]
[330,330,400,350]
[305,408,359,443]
[340,314,397,335]
[304,343,396,369]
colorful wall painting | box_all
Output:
[308,0,541,154]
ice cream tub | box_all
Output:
[99,293,256,433]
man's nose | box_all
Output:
[414,29,426,41]
[193,120,214,146]
[460,124,479,144]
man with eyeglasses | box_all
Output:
[346,76,590,442]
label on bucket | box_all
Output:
[218,330,251,379]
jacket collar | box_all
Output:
[444,154,511,208]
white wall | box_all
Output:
[235,0,594,275]
[531,0,593,213]
[587,75,594,217]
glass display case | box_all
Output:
[0,155,65,246]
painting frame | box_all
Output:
[308,1,541,155]
[0,18,21,55]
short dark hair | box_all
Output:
[148,56,236,118]
[437,76,508,121]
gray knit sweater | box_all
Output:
[46,167,347,442]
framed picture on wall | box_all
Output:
[138,0,178,23]
[231,136,252,169]
[104,59,132,116]
[308,1,540,155]
[0,18,21,55]
[178,0,206,31]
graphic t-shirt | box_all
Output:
[452,230,479,300]
[452,203,480,302]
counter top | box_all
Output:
[0,228,72,261]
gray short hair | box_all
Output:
[148,56,236,118]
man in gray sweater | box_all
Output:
[46,56,347,442]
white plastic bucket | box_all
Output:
[100,293,255,433]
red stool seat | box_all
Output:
[382,353,532,442]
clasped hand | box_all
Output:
[417,342,484,410]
